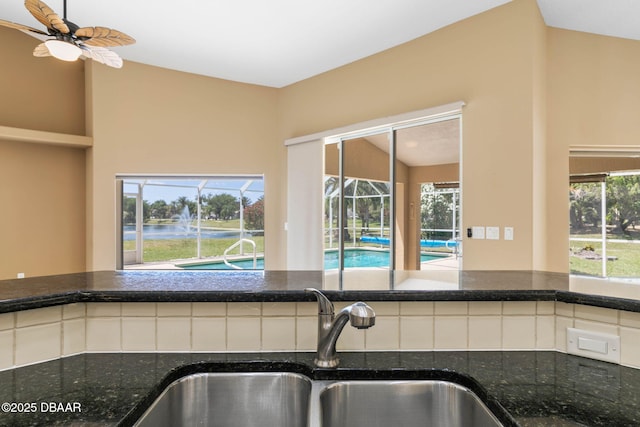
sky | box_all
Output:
[122,178,264,203]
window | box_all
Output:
[569,170,640,278]
[286,102,463,290]
[323,115,461,288]
[116,176,264,270]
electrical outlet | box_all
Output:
[567,328,620,364]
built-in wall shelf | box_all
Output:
[0,124,92,148]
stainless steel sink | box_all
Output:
[318,380,504,427]
[133,372,506,427]
[134,372,312,427]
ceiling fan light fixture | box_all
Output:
[45,39,82,61]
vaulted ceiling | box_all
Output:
[1,0,638,87]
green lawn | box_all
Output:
[570,239,640,277]
[124,218,263,264]
[124,236,264,263]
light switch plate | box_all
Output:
[472,226,485,239]
[504,227,514,241]
[567,328,620,364]
[486,226,499,240]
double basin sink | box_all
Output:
[133,371,507,427]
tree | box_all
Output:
[122,197,136,225]
[421,184,456,240]
[205,193,239,220]
[607,175,640,234]
[569,183,600,231]
[149,200,168,219]
[122,198,150,224]
[244,197,264,234]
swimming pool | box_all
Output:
[180,249,449,270]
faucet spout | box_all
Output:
[305,288,376,368]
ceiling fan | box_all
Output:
[0,0,135,68]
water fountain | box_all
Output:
[178,206,192,232]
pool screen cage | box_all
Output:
[324,176,391,249]
[117,176,264,268]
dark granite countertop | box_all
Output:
[0,351,637,426]
[1,270,640,314]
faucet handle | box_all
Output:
[304,288,334,315]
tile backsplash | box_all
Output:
[1,300,640,371]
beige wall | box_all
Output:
[546,28,640,272]
[0,28,86,279]
[280,0,543,270]
[0,27,85,134]
[3,0,640,277]
[0,140,86,278]
[85,61,281,269]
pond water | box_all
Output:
[123,225,241,241]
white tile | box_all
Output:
[573,319,619,336]
[399,301,434,316]
[296,317,317,351]
[0,330,14,369]
[0,312,15,331]
[15,323,61,366]
[192,318,226,351]
[468,301,502,316]
[365,317,399,350]
[536,301,555,315]
[400,316,433,350]
[121,303,156,317]
[157,303,191,317]
[502,316,536,349]
[536,316,555,350]
[503,301,536,315]
[555,302,574,318]
[620,327,640,368]
[555,316,574,352]
[296,302,317,316]
[262,302,297,316]
[434,302,468,315]
[192,303,226,317]
[63,318,86,355]
[227,317,261,351]
[574,305,619,324]
[262,317,296,350]
[87,303,121,317]
[62,303,86,320]
[620,311,640,329]
[122,318,156,351]
[335,325,365,351]
[368,302,399,316]
[434,317,467,349]
[16,306,62,327]
[157,318,191,351]
[227,303,261,317]
[468,316,501,349]
[86,318,121,351]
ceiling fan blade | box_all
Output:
[76,27,135,47]
[33,42,51,57]
[25,0,69,34]
[80,45,123,68]
[0,18,48,35]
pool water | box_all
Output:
[180,249,448,270]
